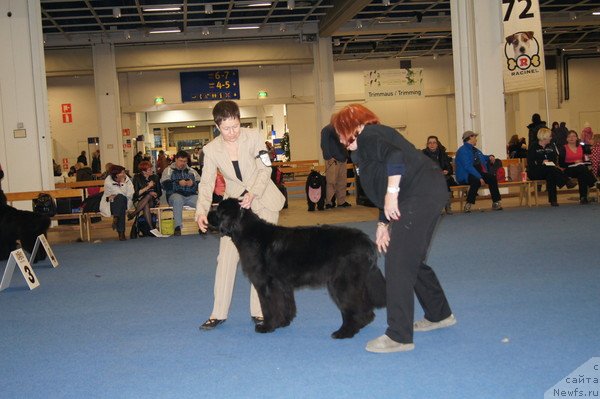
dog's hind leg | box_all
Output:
[327,278,375,339]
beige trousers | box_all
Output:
[209,206,279,319]
[325,158,347,205]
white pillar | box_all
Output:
[0,0,53,196]
[92,43,124,167]
[311,37,336,161]
[272,105,286,138]
[451,0,507,157]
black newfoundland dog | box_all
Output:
[305,170,326,211]
[207,198,386,338]
[0,203,51,262]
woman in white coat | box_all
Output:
[100,165,134,241]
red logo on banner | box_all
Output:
[62,113,73,123]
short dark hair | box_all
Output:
[138,161,152,172]
[175,150,189,160]
[212,100,240,127]
[109,164,125,180]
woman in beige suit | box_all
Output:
[196,100,286,330]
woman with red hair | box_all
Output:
[129,160,162,231]
[332,104,455,353]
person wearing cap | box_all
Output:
[455,131,503,212]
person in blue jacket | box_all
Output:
[454,131,502,212]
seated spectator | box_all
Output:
[590,133,600,183]
[0,162,5,205]
[581,123,594,145]
[75,162,94,181]
[455,130,502,212]
[160,150,201,236]
[100,165,134,241]
[559,130,598,204]
[527,128,573,207]
[99,163,113,180]
[422,135,456,214]
[52,159,62,177]
[128,160,162,230]
[507,135,527,159]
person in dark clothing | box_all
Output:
[0,163,6,205]
[332,104,455,353]
[77,151,88,166]
[422,135,456,214]
[129,160,162,229]
[527,113,546,148]
[507,135,527,159]
[454,131,503,212]
[552,122,569,148]
[320,124,351,208]
[527,127,572,206]
[91,150,101,174]
[132,151,143,174]
[75,162,94,181]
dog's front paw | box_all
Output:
[331,328,357,339]
[255,323,275,334]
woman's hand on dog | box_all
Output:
[376,223,390,253]
[239,192,255,209]
[197,214,209,233]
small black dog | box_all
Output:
[305,171,326,211]
[0,204,51,262]
[207,198,386,338]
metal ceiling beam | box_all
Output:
[319,0,371,37]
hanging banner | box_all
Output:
[501,0,545,93]
[364,69,424,100]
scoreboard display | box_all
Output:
[180,69,240,102]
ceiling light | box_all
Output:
[227,25,260,30]
[235,1,272,7]
[149,27,181,34]
[202,27,210,35]
[333,38,340,46]
[432,53,438,60]
[143,6,182,12]
[124,30,131,40]
[569,12,577,20]
[593,11,600,15]
[113,7,121,18]
[355,20,363,29]
[279,23,287,32]
[376,18,411,24]
[382,0,391,6]
[205,4,213,14]
[287,0,295,10]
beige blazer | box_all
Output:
[195,129,285,217]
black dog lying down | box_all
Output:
[207,198,386,338]
[0,204,51,262]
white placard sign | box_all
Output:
[364,69,424,100]
[29,234,59,268]
[501,0,545,93]
[0,249,40,291]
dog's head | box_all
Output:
[307,171,324,189]
[207,198,244,237]
[506,31,534,55]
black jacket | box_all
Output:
[320,124,348,162]
[527,143,559,179]
[527,121,547,146]
[422,147,453,175]
[132,173,162,202]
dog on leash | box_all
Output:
[207,198,386,338]
[305,171,326,211]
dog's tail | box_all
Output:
[366,266,386,308]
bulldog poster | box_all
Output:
[501,0,546,93]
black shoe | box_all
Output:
[339,202,352,208]
[174,226,181,236]
[325,204,335,209]
[118,232,126,241]
[251,316,264,325]
[127,211,137,221]
[580,197,589,205]
[200,318,226,330]
[566,179,577,189]
[550,202,559,207]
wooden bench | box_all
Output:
[450,159,531,211]
[5,189,86,240]
[530,179,600,205]
[278,163,356,195]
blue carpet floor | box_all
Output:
[1,204,599,398]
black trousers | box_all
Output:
[528,167,568,203]
[466,172,501,204]
[565,165,597,199]
[110,194,128,233]
[384,172,452,343]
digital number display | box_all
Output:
[180,70,240,102]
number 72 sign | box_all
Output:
[501,0,545,93]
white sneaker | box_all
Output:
[365,335,415,353]
[413,314,457,332]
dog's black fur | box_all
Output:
[207,198,386,338]
[305,171,326,211]
[0,204,51,262]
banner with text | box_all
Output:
[501,0,545,93]
[364,69,424,100]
